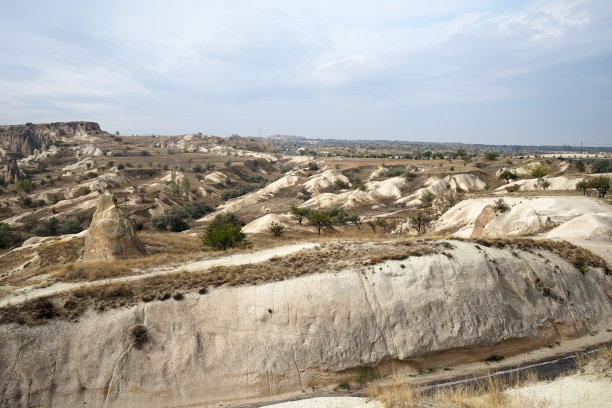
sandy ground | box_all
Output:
[506,374,612,408]
[0,242,317,308]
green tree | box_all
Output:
[347,214,363,230]
[202,220,247,250]
[498,170,518,184]
[308,211,332,235]
[182,174,191,199]
[290,205,310,225]
[587,176,611,198]
[485,152,499,161]
[410,211,431,235]
[590,160,612,174]
[575,179,588,195]
[0,223,15,249]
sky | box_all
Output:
[1,0,611,145]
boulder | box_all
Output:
[84,192,147,261]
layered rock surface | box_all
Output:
[0,121,101,160]
[0,240,610,407]
[84,192,147,261]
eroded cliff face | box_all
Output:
[0,121,102,160]
[0,241,611,407]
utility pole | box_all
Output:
[580,141,583,154]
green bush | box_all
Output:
[590,160,612,174]
[202,219,247,250]
[0,223,16,249]
[61,218,82,234]
[16,179,34,193]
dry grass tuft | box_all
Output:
[368,369,546,408]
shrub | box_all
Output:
[494,199,510,213]
[279,164,293,174]
[151,215,168,231]
[117,164,125,170]
[61,218,82,234]
[530,165,548,179]
[16,179,34,193]
[268,221,285,237]
[574,161,586,172]
[308,162,319,171]
[485,152,499,161]
[576,179,588,195]
[0,223,16,249]
[327,207,348,225]
[505,185,519,193]
[129,324,149,349]
[221,184,259,201]
[590,159,612,174]
[202,220,247,250]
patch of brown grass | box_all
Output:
[457,237,610,274]
[368,370,545,408]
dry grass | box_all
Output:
[458,237,610,274]
[368,370,546,408]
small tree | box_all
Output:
[587,176,610,198]
[494,198,510,213]
[590,160,612,174]
[202,220,247,250]
[268,221,285,237]
[485,152,499,161]
[574,161,585,172]
[375,218,388,233]
[347,214,363,230]
[0,223,15,249]
[410,211,431,235]
[182,174,191,199]
[308,211,332,235]
[498,170,517,184]
[575,179,588,195]
[366,220,376,233]
[290,205,310,225]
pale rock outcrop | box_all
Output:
[199,175,301,222]
[368,166,389,181]
[303,169,350,193]
[433,196,612,238]
[84,192,147,261]
[0,241,610,407]
[495,176,586,192]
[395,174,485,207]
[242,213,296,234]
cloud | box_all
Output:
[0,0,610,144]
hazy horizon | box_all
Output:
[1,1,611,145]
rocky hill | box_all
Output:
[0,121,103,159]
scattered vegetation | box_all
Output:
[268,221,285,237]
[202,213,248,250]
[128,324,149,349]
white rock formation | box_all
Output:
[0,241,610,407]
[303,169,350,193]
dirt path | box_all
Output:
[0,242,317,308]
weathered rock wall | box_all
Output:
[0,121,102,160]
[0,241,611,407]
